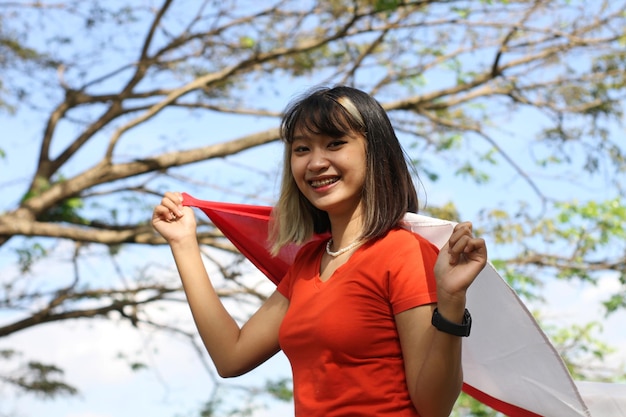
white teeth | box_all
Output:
[311,178,338,187]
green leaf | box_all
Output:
[240,36,255,49]
[374,0,401,12]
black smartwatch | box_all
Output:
[431,308,472,337]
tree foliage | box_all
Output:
[0,0,625,415]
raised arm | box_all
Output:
[152,192,288,377]
[396,222,487,417]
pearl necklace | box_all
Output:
[325,238,361,257]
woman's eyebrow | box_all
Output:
[291,134,311,141]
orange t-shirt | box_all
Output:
[277,227,439,417]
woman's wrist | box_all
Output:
[434,293,467,323]
[169,234,199,251]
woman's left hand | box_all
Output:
[434,222,487,306]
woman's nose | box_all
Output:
[307,149,329,171]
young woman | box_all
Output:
[152,86,487,417]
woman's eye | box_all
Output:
[292,145,309,153]
[328,140,346,148]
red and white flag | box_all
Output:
[183,193,626,417]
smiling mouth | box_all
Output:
[310,177,339,188]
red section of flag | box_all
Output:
[182,193,326,285]
[462,383,543,417]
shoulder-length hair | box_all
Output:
[269,85,419,254]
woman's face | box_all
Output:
[290,128,367,219]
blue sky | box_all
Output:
[1,4,625,415]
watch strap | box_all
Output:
[431,307,472,337]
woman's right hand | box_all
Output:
[152,191,197,243]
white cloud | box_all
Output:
[537,273,626,371]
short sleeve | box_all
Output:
[276,265,293,299]
[386,230,439,314]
